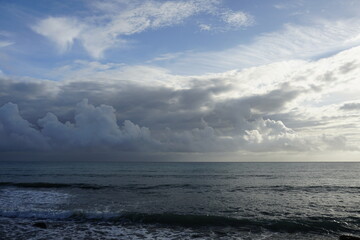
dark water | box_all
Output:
[0,161,359,239]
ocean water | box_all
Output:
[0,161,359,240]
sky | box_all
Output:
[1,0,360,161]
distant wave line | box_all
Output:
[1,182,359,193]
[0,211,357,234]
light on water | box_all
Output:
[0,162,359,239]
[2,0,360,239]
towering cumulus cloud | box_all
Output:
[0,99,306,152]
[37,99,157,151]
[0,102,49,151]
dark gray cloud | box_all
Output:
[237,85,300,113]
[318,71,337,82]
[340,102,360,111]
[0,75,309,152]
[37,99,160,151]
[338,61,359,74]
[0,102,49,151]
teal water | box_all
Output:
[0,161,359,239]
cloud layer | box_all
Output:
[0,98,307,152]
[1,45,360,153]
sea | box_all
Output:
[0,161,359,240]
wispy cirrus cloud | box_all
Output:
[220,10,254,28]
[0,41,13,48]
[167,18,360,74]
[0,31,14,49]
[31,0,253,58]
[274,2,304,10]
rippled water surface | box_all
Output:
[0,161,359,239]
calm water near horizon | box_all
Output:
[0,161,359,239]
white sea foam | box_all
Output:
[0,188,69,212]
[0,217,284,240]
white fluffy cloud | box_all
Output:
[32,17,83,53]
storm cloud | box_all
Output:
[0,98,307,152]
[1,45,360,153]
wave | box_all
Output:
[0,182,106,190]
[0,210,358,234]
[120,213,359,233]
[0,182,213,191]
[2,181,360,194]
[230,185,360,193]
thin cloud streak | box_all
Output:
[168,18,360,74]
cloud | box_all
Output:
[242,118,312,152]
[0,41,14,48]
[340,102,360,111]
[274,2,304,10]
[31,0,253,58]
[37,99,158,151]
[169,18,360,74]
[198,24,212,31]
[0,31,14,49]
[195,9,253,32]
[0,71,308,152]
[0,99,309,152]
[322,134,347,150]
[221,10,253,27]
[0,102,49,151]
[32,17,83,52]
[1,45,359,152]
[0,99,159,151]
[338,61,359,74]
